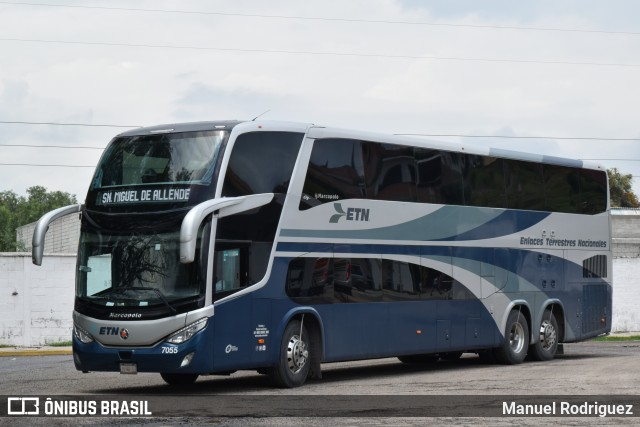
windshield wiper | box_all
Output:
[92,286,177,314]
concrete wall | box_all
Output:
[612,258,640,332]
[611,208,640,258]
[0,253,75,346]
[16,214,80,253]
[611,209,640,238]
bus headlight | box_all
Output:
[165,318,208,344]
[74,324,94,344]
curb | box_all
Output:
[0,347,72,357]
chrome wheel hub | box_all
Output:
[509,322,525,354]
[286,334,308,374]
[539,320,557,351]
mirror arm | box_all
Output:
[32,204,84,266]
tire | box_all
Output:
[160,373,199,386]
[528,310,559,361]
[269,320,310,388]
[494,309,529,365]
[398,354,439,364]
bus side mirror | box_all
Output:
[32,204,83,266]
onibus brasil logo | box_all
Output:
[330,203,370,223]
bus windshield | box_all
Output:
[91,130,227,189]
[76,228,205,308]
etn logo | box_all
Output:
[330,203,370,223]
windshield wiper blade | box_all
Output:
[134,287,177,314]
[92,286,177,314]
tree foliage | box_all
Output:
[608,168,640,208]
[0,186,77,252]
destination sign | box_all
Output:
[97,187,191,205]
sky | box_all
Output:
[1,0,640,200]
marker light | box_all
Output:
[181,352,195,367]
[74,324,94,344]
[166,318,208,344]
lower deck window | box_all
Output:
[213,241,272,301]
[286,257,473,304]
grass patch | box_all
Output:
[0,344,14,348]
[593,335,640,342]
[48,341,73,347]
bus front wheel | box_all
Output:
[528,310,559,361]
[270,319,310,388]
[494,309,529,365]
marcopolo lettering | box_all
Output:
[109,312,142,319]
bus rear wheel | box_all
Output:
[269,319,310,388]
[160,373,199,386]
[528,310,559,361]
[494,309,529,365]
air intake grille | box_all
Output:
[583,255,607,278]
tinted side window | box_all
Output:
[415,149,443,204]
[465,156,506,208]
[286,257,334,301]
[440,152,466,205]
[544,165,580,213]
[286,256,473,304]
[222,131,303,196]
[504,160,545,211]
[215,196,287,299]
[415,149,466,205]
[420,265,473,300]
[335,258,383,303]
[382,260,421,301]
[301,139,365,209]
[580,169,607,214]
[300,137,605,214]
[364,143,417,202]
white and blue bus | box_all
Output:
[33,120,611,387]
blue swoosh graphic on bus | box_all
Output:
[437,209,551,241]
[281,206,550,242]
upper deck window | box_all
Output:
[92,130,227,189]
[301,138,607,214]
[222,131,304,196]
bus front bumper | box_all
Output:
[72,326,213,374]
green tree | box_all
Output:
[608,168,640,208]
[0,186,77,252]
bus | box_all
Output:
[32,120,612,387]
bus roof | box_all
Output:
[306,124,607,173]
[116,120,244,137]
[116,120,606,173]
